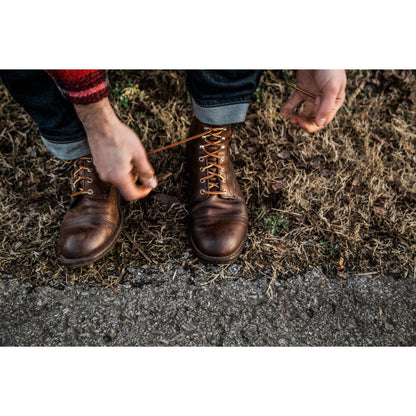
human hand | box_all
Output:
[281,70,346,133]
[74,98,157,201]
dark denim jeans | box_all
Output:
[1,70,263,159]
[186,70,263,124]
[0,70,90,159]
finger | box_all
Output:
[131,140,158,189]
[315,83,341,128]
[291,99,319,132]
[139,168,157,189]
[115,174,154,202]
[297,118,320,133]
[297,88,345,133]
[290,115,320,133]
[299,99,316,120]
[281,91,304,116]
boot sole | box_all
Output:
[189,232,247,264]
[60,207,123,268]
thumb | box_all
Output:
[115,174,154,202]
[315,84,340,127]
[137,167,158,189]
[131,146,158,190]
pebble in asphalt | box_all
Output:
[0,265,415,346]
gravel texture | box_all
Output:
[0,266,415,346]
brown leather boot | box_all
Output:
[187,118,248,264]
[59,156,123,267]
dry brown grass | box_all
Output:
[0,70,415,285]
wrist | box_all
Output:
[74,98,119,134]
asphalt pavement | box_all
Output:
[0,264,415,346]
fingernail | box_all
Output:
[317,118,326,127]
[144,176,157,189]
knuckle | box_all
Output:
[327,81,340,94]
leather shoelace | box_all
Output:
[199,126,227,195]
[146,127,222,155]
[148,126,228,195]
[70,157,94,198]
[287,82,317,100]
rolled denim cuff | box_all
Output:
[41,135,91,160]
[191,98,250,125]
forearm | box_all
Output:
[74,98,118,135]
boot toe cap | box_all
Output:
[59,218,119,264]
[190,218,247,263]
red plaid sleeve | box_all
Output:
[45,70,111,104]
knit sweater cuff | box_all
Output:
[45,70,110,104]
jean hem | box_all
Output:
[41,136,91,160]
[191,98,249,125]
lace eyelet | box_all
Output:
[222,179,226,183]
[200,190,205,195]
[87,189,94,195]
[221,157,225,161]
[200,167,204,172]
[220,145,225,149]
[200,179,205,183]
[87,168,92,173]
[199,144,205,149]
[199,157,204,162]
[221,137,226,141]
[222,127,227,131]
[87,158,92,163]
[87,178,93,184]
[221,168,225,172]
